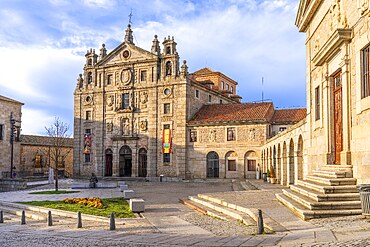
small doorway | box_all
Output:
[207,151,219,178]
[138,148,147,177]
[119,145,132,177]
[105,149,113,176]
[333,72,343,164]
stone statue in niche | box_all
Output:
[106,122,113,132]
[249,128,256,141]
[140,91,148,109]
[209,129,217,142]
[166,61,172,76]
[121,118,130,135]
[107,95,114,110]
[140,120,148,131]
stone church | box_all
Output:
[73,24,304,179]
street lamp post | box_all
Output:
[10,112,20,179]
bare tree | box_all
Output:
[45,117,71,191]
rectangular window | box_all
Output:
[122,93,130,109]
[228,160,236,171]
[315,86,320,120]
[141,70,147,81]
[195,89,199,98]
[35,155,42,168]
[163,153,170,163]
[15,126,20,142]
[226,84,229,90]
[208,95,212,103]
[247,160,256,171]
[190,131,197,142]
[107,74,112,85]
[85,129,91,134]
[221,81,224,89]
[84,153,91,163]
[164,103,171,114]
[86,110,91,120]
[227,127,236,141]
[278,127,287,133]
[362,44,370,98]
[220,99,223,104]
[0,124,3,140]
[231,86,234,94]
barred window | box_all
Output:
[361,44,370,98]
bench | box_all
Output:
[129,199,145,212]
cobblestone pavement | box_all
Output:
[0,179,370,246]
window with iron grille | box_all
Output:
[361,45,370,98]
[315,86,320,120]
[228,160,236,171]
[122,93,130,109]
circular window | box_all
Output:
[122,50,130,59]
[164,88,171,96]
[85,96,91,103]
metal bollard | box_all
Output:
[47,211,53,226]
[0,211,3,223]
[110,212,116,230]
[257,209,264,234]
[21,210,26,225]
[77,211,82,228]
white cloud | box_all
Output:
[82,0,117,8]
[21,108,56,135]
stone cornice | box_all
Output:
[312,29,352,66]
[295,0,323,32]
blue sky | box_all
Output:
[0,0,305,135]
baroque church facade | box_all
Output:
[73,24,303,179]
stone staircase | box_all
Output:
[276,165,362,220]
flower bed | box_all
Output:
[63,197,103,209]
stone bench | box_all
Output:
[120,184,129,191]
[71,182,117,189]
[123,190,134,199]
[129,198,145,212]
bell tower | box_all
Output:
[161,36,179,79]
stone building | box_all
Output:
[261,1,370,219]
[73,24,304,179]
[0,95,23,178]
[20,135,73,178]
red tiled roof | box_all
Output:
[271,108,306,124]
[189,102,274,124]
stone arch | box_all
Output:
[277,144,281,183]
[105,148,113,177]
[282,141,287,186]
[297,135,304,181]
[289,139,295,184]
[273,145,277,174]
[119,145,132,177]
[225,151,238,174]
[138,148,147,177]
[206,151,219,178]
[245,150,258,176]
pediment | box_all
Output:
[295,0,323,32]
[97,42,158,67]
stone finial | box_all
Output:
[181,60,188,77]
[124,24,134,44]
[151,35,160,54]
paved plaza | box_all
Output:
[0,179,369,246]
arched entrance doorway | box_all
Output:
[206,151,219,178]
[297,135,304,180]
[119,145,132,177]
[105,149,113,176]
[138,148,147,177]
[245,150,257,178]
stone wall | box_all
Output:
[0,178,27,192]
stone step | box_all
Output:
[290,184,360,202]
[179,199,228,221]
[297,180,358,193]
[276,193,362,221]
[312,170,348,178]
[196,194,287,232]
[0,205,46,221]
[188,196,254,227]
[305,175,357,186]
[282,189,361,210]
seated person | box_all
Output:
[89,173,98,188]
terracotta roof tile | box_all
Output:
[21,135,73,147]
[271,108,306,124]
[189,102,274,124]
